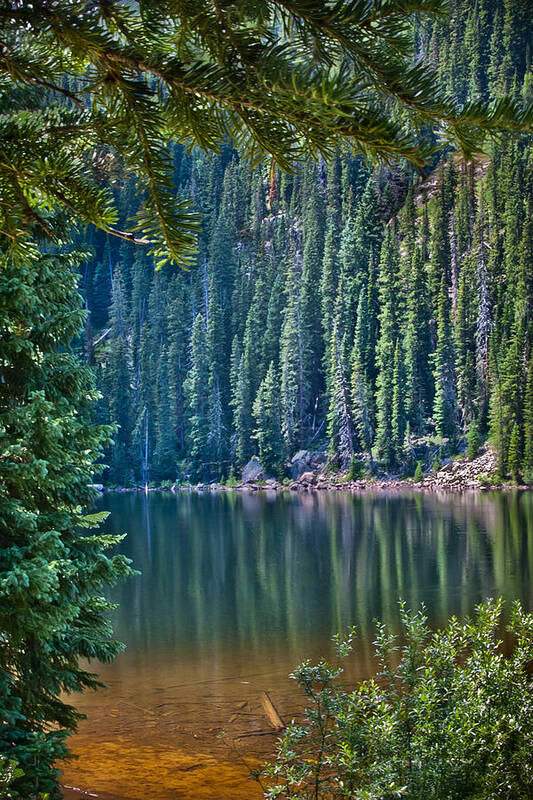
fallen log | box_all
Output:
[261,691,285,731]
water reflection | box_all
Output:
[108,490,533,659]
[62,489,533,800]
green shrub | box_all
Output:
[414,461,424,482]
[262,599,533,800]
[225,467,238,488]
[346,456,365,481]
[478,472,500,487]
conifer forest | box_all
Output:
[83,0,533,487]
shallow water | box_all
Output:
[61,489,533,799]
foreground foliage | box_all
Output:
[0,251,134,798]
[263,599,533,800]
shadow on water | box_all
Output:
[61,489,533,800]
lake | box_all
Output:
[61,489,533,800]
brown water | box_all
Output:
[61,489,533,800]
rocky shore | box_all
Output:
[95,448,531,495]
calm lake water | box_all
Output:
[62,489,533,800]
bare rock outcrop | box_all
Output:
[242,456,263,484]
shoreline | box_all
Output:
[97,476,532,496]
[94,448,533,496]
[96,448,532,495]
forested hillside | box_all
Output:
[82,0,533,485]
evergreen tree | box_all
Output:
[280,242,306,450]
[167,275,190,457]
[523,357,533,483]
[320,157,342,350]
[391,341,407,463]
[490,324,525,478]
[230,345,254,469]
[153,346,178,479]
[405,246,432,433]
[429,163,451,308]
[253,363,285,475]
[433,277,459,448]
[375,228,398,468]
[0,252,133,797]
[351,290,374,455]
[106,272,133,483]
[185,314,210,478]
[508,422,521,483]
[327,321,354,464]
[300,181,326,422]
[467,417,483,460]
[475,206,493,423]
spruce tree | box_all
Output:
[320,157,342,351]
[301,182,326,421]
[105,272,133,484]
[327,321,354,464]
[253,363,285,475]
[0,252,133,797]
[375,229,398,468]
[523,357,533,483]
[405,246,432,433]
[230,349,254,469]
[429,163,451,308]
[391,341,407,463]
[351,290,374,455]
[467,418,483,460]
[508,423,522,483]
[280,247,306,450]
[433,277,459,449]
[184,314,210,478]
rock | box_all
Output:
[242,456,263,483]
[89,483,104,492]
[289,449,327,479]
[289,450,310,478]
[298,471,316,485]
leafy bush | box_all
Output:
[413,461,424,482]
[262,599,533,800]
[225,467,238,488]
[478,472,501,487]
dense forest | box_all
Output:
[79,0,533,486]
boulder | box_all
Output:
[289,450,327,479]
[242,456,263,483]
[298,471,316,485]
